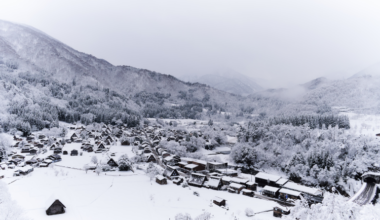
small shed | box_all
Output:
[29,148,38,155]
[70,150,78,156]
[242,189,255,197]
[273,207,290,218]
[246,181,257,191]
[213,197,226,207]
[173,177,184,185]
[156,175,167,185]
[46,199,66,215]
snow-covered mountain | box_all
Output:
[0,19,242,108]
[179,70,263,96]
[350,62,380,78]
[0,19,250,132]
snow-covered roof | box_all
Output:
[229,183,245,189]
[193,159,207,165]
[246,181,255,186]
[15,165,33,172]
[222,176,231,182]
[213,197,225,203]
[217,169,238,174]
[191,173,206,177]
[230,177,248,184]
[207,178,221,188]
[156,175,165,181]
[276,178,289,186]
[263,185,280,193]
[180,157,194,162]
[207,161,224,165]
[283,182,322,196]
[279,188,301,197]
[255,172,281,182]
[178,162,188,166]
[45,195,66,209]
[185,164,198,169]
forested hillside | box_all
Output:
[232,117,378,195]
[0,20,247,134]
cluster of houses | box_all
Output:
[153,154,324,206]
[1,122,326,217]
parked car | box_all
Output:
[111,153,116,156]
[95,150,103,154]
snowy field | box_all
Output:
[342,112,380,137]
[3,168,278,220]
[1,140,279,220]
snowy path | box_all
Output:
[349,182,377,205]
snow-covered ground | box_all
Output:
[342,112,380,136]
[1,141,279,220]
[3,168,278,220]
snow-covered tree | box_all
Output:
[146,162,160,181]
[60,127,68,137]
[91,156,98,164]
[83,164,90,174]
[95,166,102,176]
[118,154,133,171]
[284,193,364,220]
[245,208,254,217]
[0,181,27,220]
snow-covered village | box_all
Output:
[1,1,380,220]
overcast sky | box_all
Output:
[1,0,380,88]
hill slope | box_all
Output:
[0,20,247,133]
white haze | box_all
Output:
[1,0,380,88]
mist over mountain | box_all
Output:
[179,70,263,96]
[350,61,380,78]
[2,18,380,135]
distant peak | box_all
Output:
[302,77,327,90]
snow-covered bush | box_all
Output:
[91,155,98,164]
[175,213,192,220]
[83,164,90,174]
[194,212,211,220]
[95,166,102,176]
[146,162,160,181]
[245,208,254,217]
